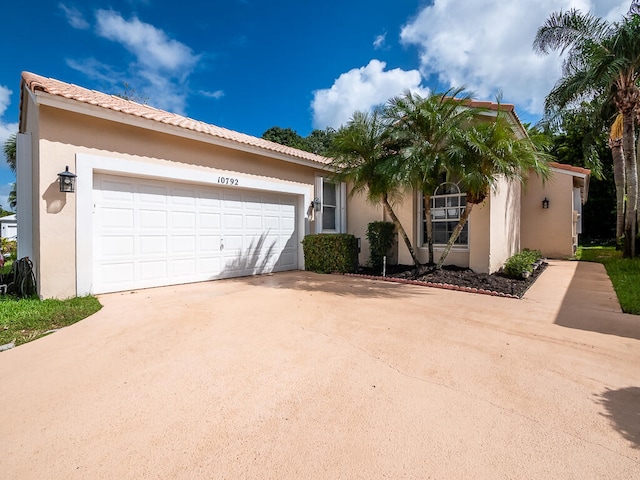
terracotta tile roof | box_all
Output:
[550,162,591,176]
[20,71,330,166]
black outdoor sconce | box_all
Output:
[542,197,550,209]
[58,166,77,193]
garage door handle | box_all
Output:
[220,238,224,251]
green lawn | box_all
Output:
[0,295,102,347]
[577,246,640,315]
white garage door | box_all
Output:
[92,174,298,294]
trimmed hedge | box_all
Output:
[302,234,359,273]
[366,221,395,270]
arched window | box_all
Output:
[425,181,468,246]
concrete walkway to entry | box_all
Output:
[0,260,638,479]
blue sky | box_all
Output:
[0,0,630,211]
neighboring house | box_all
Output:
[17,72,589,298]
[0,214,17,241]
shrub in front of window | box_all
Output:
[366,221,395,271]
[503,249,543,278]
[302,234,358,274]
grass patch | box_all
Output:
[0,295,102,347]
[577,246,640,315]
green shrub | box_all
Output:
[366,221,395,270]
[503,249,542,278]
[1,238,16,260]
[302,234,358,273]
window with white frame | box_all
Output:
[424,182,468,247]
[322,179,338,230]
[315,176,346,233]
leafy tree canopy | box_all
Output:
[262,126,335,156]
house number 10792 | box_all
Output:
[218,176,239,186]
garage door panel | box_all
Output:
[199,194,221,207]
[171,188,196,205]
[199,212,221,229]
[171,258,197,276]
[99,180,135,201]
[223,193,243,209]
[139,184,168,204]
[199,257,221,275]
[101,262,135,283]
[172,235,196,254]
[101,235,135,257]
[139,235,167,255]
[172,211,196,229]
[245,215,263,230]
[140,210,167,229]
[224,235,243,251]
[223,213,243,229]
[139,260,167,280]
[93,174,299,293]
[102,207,134,228]
[199,235,220,252]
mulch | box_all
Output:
[345,262,548,298]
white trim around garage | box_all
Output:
[75,153,313,296]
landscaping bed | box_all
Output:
[348,262,548,298]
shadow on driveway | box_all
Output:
[553,262,640,341]
[237,270,430,300]
[596,387,640,449]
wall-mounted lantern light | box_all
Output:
[58,166,77,193]
[542,197,550,209]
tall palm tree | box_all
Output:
[534,9,640,257]
[329,110,420,267]
[435,108,552,270]
[609,114,626,240]
[3,133,16,211]
[386,89,478,264]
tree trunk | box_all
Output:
[622,109,637,258]
[435,202,474,270]
[423,193,434,264]
[382,193,420,267]
[609,137,625,241]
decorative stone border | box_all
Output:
[341,273,520,299]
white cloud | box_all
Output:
[399,0,629,117]
[373,33,387,50]
[95,10,200,74]
[199,89,225,100]
[59,3,90,30]
[311,60,429,129]
[0,85,18,152]
[66,10,203,114]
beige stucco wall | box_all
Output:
[27,103,324,298]
[487,177,521,273]
[345,188,384,266]
[521,170,574,258]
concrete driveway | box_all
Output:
[1,261,639,479]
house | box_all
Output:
[0,214,17,241]
[17,72,589,298]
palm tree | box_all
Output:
[435,107,552,270]
[3,133,16,211]
[534,9,640,257]
[329,110,420,267]
[3,133,16,172]
[386,89,478,264]
[609,114,626,240]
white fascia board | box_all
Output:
[550,166,589,180]
[32,91,329,170]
